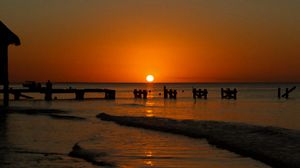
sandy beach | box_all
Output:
[0,107,97,168]
[97,113,300,168]
[0,105,274,168]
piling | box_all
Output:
[163,86,177,99]
[133,89,148,99]
[221,88,237,100]
[193,88,208,99]
[278,88,281,99]
[278,86,296,99]
[164,86,168,99]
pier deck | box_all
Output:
[0,88,116,100]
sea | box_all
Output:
[0,83,299,168]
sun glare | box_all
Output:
[146,75,154,82]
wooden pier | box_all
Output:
[0,88,116,101]
[1,85,298,102]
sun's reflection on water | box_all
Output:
[146,101,155,107]
[144,160,154,166]
[146,109,154,117]
[144,151,154,167]
[145,151,153,157]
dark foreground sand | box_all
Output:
[97,113,300,168]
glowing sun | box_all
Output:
[146,75,154,82]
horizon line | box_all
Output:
[9,81,300,85]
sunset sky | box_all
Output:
[1,0,299,83]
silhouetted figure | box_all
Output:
[45,80,53,101]
[46,80,52,90]
[0,21,20,107]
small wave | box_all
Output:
[97,113,300,168]
[14,150,64,156]
[49,114,86,121]
[69,143,116,167]
[8,107,87,121]
[9,108,67,115]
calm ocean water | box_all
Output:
[1,83,299,167]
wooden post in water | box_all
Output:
[278,86,296,99]
[163,86,168,99]
[221,88,224,99]
[133,89,148,99]
[0,21,21,107]
[193,88,208,99]
[221,88,237,100]
[285,88,289,99]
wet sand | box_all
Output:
[0,106,295,167]
[4,107,66,115]
[0,107,96,168]
[3,107,86,120]
[69,143,115,167]
[97,113,300,168]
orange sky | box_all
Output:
[1,0,300,83]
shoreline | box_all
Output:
[97,113,300,168]
[1,106,299,167]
